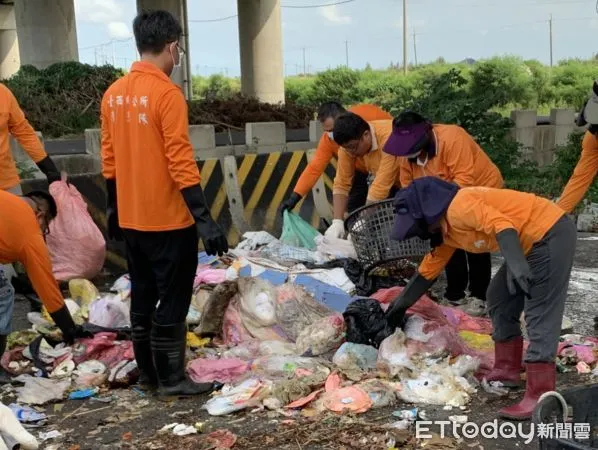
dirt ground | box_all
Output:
[4,234,598,450]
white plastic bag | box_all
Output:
[14,375,70,405]
[203,378,272,416]
[238,278,277,327]
[377,329,414,377]
[88,294,131,328]
[315,235,357,260]
[332,342,378,371]
[47,179,106,281]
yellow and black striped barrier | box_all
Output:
[21,150,337,273]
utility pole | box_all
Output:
[345,40,349,67]
[111,41,116,66]
[549,14,553,67]
[402,0,408,74]
[94,48,98,66]
[413,31,418,67]
[302,47,306,75]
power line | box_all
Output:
[282,0,356,8]
[188,14,237,23]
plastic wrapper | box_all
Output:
[14,375,70,405]
[203,378,272,416]
[254,241,322,267]
[396,370,475,407]
[108,360,139,386]
[73,360,108,388]
[187,358,250,384]
[250,355,330,379]
[194,266,227,288]
[68,279,99,320]
[111,275,131,298]
[377,330,414,377]
[276,283,332,341]
[280,211,321,250]
[196,282,238,338]
[46,179,106,281]
[238,278,278,327]
[220,298,253,346]
[315,235,357,260]
[88,294,131,329]
[295,314,345,356]
[332,342,378,371]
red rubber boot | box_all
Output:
[480,337,523,388]
[499,362,556,420]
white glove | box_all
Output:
[0,403,38,449]
[325,219,346,239]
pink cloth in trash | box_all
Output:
[187,358,250,383]
[194,265,227,288]
[73,332,134,368]
[222,299,254,346]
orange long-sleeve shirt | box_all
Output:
[399,124,503,189]
[101,61,201,231]
[557,131,598,214]
[418,186,565,280]
[0,84,47,190]
[293,104,392,197]
[333,120,401,202]
[0,191,64,313]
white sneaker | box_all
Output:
[459,297,487,317]
[442,296,468,306]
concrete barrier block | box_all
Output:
[577,213,598,232]
[189,124,216,152]
[246,122,286,146]
[510,110,537,128]
[309,120,323,143]
[550,108,575,126]
[84,129,101,156]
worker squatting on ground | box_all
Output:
[0,190,88,383]
[324,114,402,239]
[280,102,391,214]
[383,111,504,317]
[0,82,62,341]
[100,10,228,397]
[384,177,576,420]
[556,81,598,214]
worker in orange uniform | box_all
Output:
[557,82,598,214]
[101,10,228,397]
[280,102,391,214]
[383,111,504,316]
[0,82,62,334]
[324,113,401,238]
[0,190,88,383]
[384,177,576,420]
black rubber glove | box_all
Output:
[496,228,532,298]
[181,184,229,256]
[36,156,61,185]
[385,273,436,331]
[281,192,302,215]
[49,305,92,345]
[105,178,123,241]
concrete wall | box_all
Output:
[0,4,19,79]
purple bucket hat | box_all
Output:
[384,121,433,158]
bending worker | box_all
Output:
[101,10,228,397]
[281,101,391,214]
[385,177,575,420]
[384,111,503,316]
[324,113,401,238]
[556,81,598,214]
[0,190,87,382]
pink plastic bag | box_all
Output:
[187,358,250,384]
[47,179,106,281]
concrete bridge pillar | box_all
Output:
[0,3,19,79]
[13,0,78,68]
[237,0,285,104]
[136,0,192,99]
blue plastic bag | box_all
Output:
[280,211,321,251]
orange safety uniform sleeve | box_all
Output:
[5,86,46,163]
[418,244,457,281]
[557,131,598,214]
[21,237,65,313]
[294,133,337,197]
[367,151,402,201]
[333,148,355,196]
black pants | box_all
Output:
[123,226,198,326]
[347,171,369,214]
[444,249,491,301]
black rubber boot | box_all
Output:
[0,335,13,384]
[151,322,221,397]
[131,313,157,390]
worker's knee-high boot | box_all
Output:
[151,322,221,397]
[0,336,12,384]
[131,313,157,389]
[481,337,523,388]
[499,362,556,420]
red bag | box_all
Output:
[47,179,106,281]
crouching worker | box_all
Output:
[385,177,576,420]
[0,190,88,382]
[325,113,401,238]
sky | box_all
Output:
[74,0,598,77]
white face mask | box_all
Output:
[326,131,334,140]
[416,153,429,167]
[169,44,183,80]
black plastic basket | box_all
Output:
[533,386,598,449]
[344,199,430,274]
